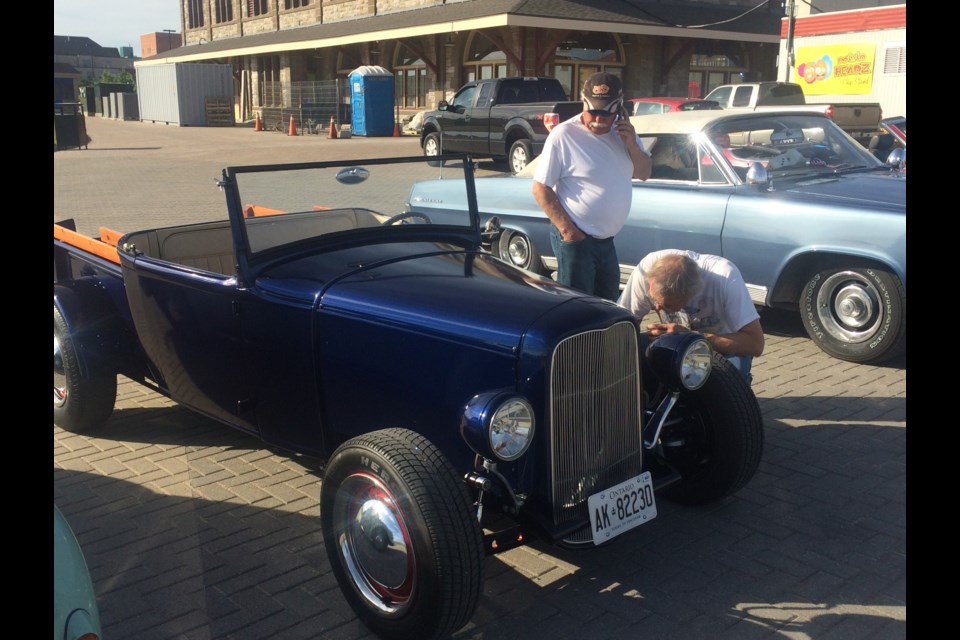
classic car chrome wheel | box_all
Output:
[800,267,905,363]
[422,132,441,157]
[653,354,763,506]
[498,230,544,274]
[54,305,116,432]
[320,428,484,640]
[334,473,417,616]
[508,139,532,174]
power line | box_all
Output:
[621,0,778,30]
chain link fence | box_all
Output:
[259,79,352,134]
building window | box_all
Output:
[258,55,282,106]
[393,44,427,108]
[689,54,747,98]
[284,0,310,8]
[248,0,269,17]
[215,0,233,23]
[187,0,205,28]
[546,32,624,100]
[463,34,508,84]
[883,44,905,74]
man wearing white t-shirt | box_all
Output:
[532,72,651,300]
[618,249,765,383]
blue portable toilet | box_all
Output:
[349,65,395,136]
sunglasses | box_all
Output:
[582,98,622,118]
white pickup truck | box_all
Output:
[705,81,882,144]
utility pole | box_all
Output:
[783,0,796,82]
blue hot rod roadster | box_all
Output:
[53,153,763,640]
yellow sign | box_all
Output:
[793,44,876,95]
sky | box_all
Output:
[54,0,181,58]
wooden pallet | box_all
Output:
[205,98,235,127]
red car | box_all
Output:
[629,97,721,116]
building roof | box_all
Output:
[139,0,783,65]
[54,35,122,58]
[54,62,81,76]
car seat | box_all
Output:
[868,133,895,161]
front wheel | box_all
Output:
[656,354,764,505]
[320,428,484,640]
[508,139,532,174]
[800,267,905,363]
[497,230,545,274]
[422,132,441,157]
[54,305,116,432]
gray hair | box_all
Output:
[647,253,702,300]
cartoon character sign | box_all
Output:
[797,56,833,84]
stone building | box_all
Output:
[135,1,795,122]
[54,35,136,83]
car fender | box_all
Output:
[419,115,442,146]
[765,245,906,309]
[54,280,130,380]
[500,119,537,156]
[721,185,905,307]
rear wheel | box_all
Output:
[508,139,532,174]
[54,305,116,432]
[320,428,484,640]
[800,266,905,363]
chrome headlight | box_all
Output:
[461,392,536,462]
[647,332,713,391]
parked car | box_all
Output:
[629,96,720,116]
[54,504,101,640]
[410,110,906,365]
[54,153,764,640]
[420,76,582,173]
[868,116,906,163]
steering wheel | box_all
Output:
[381,211,432,226]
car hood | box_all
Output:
[256,242,597,353]
[778,171,906,212]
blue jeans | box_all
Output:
[724,355,754,385]
[549,225,621,301]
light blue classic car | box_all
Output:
[54,504,101,640]
[408,110,906,364]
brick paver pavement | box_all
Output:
[54,116,906,640]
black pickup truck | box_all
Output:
[420,76,581,172]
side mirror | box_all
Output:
[437,100,449,111]
[886,147,905,170]
[745,161,769,186]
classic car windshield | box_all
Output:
[703,113,883,180]
[230,156,476,255]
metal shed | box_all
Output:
[136,62,235,126]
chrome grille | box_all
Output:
[550,321,643,544]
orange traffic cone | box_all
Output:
[254,112,262,131]
[327,116,338,139]
[393,121,400,137]
[288,115,298,136]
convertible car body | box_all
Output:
[54,154,763,640]
[409,110,906,364]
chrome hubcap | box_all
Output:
[336,473,415,615]
[816,271,882,343]
[54,333,67,407]
[507,235,530,267]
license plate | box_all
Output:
[587,471,657,545]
